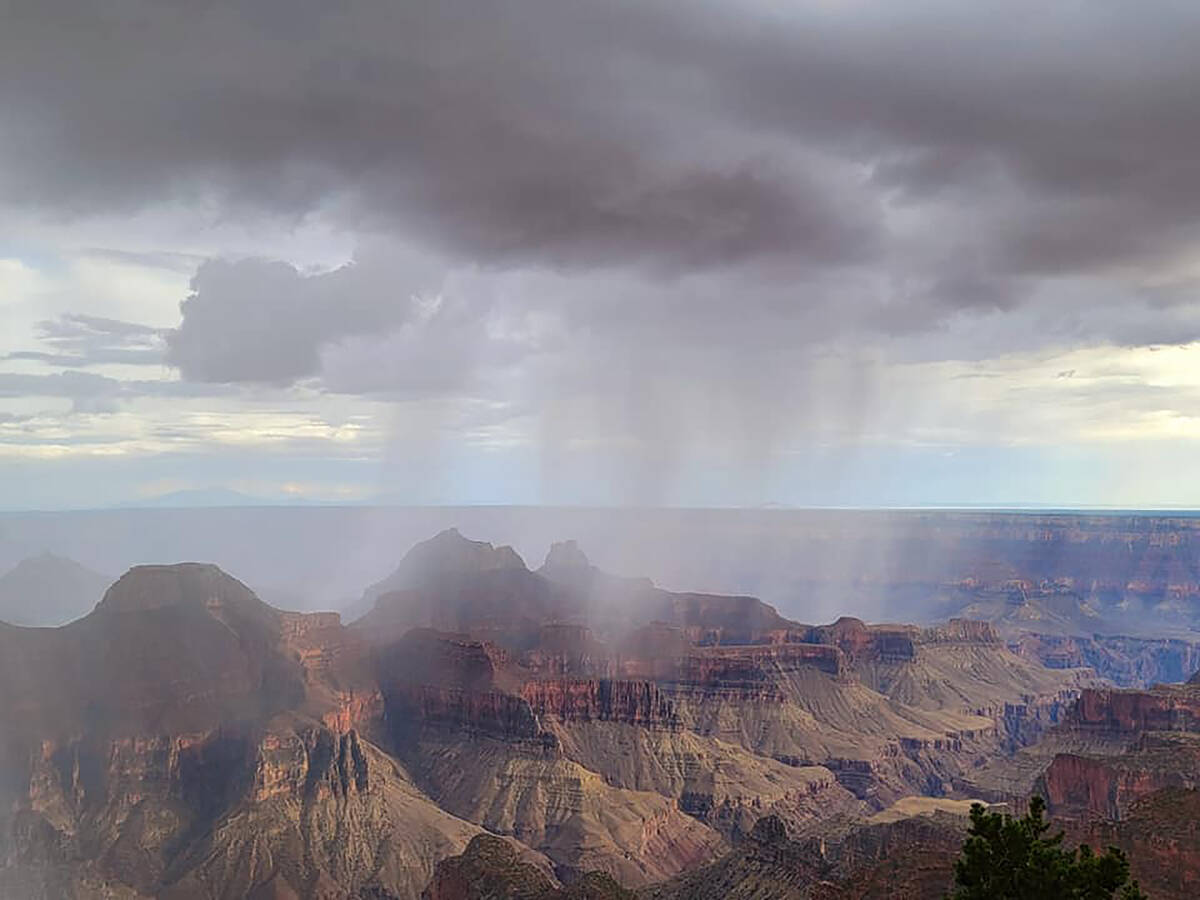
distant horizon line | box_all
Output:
[4,501,1200,516]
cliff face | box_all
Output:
[669,593,793,646]
[960,671,1200,835]
[670,644,845,687]
[0,572,299,739]
[366,609,872,872]
[375,628,515,692]
[1071,686,1200,734]
[1036,752,1174,821]
[1014,632,1200,687]
[521,679,680,729]
[922,619,1002,644]
[165,726,483,900]
[389,684,546,741]
[1,722,485,900]
[805,617,917,663]
[353,528,1086,819]
[1018,681,1200,823]
[1072,788,1200,899]
[371,637,728,882]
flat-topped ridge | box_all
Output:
[96,562,266,616]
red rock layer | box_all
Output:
[1072,788,1200,899]
[376,628,514,692]
[389,684,544,740]
[520,679,679,728]
[643,643,843,700]
[920,618,1001,644]
[1036,753,1169,820]
[1071,687,1200,734]
[805,617,917,662]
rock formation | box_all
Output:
[0,529,1143,899]
[0,563,484,899]
[423,834,634,900]
[1013,631,1200,687]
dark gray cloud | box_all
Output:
[0,0,1195,285]
[0,0,880,272]
[5,0,1200,448]
[9,0,1197,287]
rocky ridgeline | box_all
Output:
[14,720,407,894]
[920,618,1002,644]
[1014,631,1200,687]
[669,642,844,685]
[95,562,269,618]
[803,616,918,662]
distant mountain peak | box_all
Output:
[11,551,95,572]
[0,553,113,627]
[123,487,266,508]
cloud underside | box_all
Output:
[3,0,1200,492]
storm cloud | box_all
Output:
[4,0,1200,505]
[4,1,1200,281]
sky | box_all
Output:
[3,0,1200,510]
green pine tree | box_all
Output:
[948,796,1147,900]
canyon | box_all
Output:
[1,525,1198,898]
